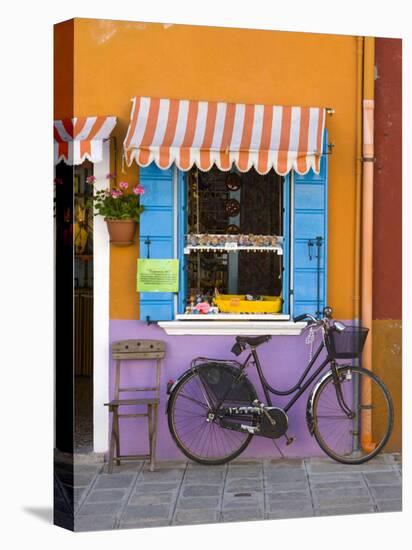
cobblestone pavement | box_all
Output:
[65,453,402,531]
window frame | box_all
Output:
[174,166,292,321]
[137,128,327,331]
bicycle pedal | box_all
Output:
[285,435,295,446]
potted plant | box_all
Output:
[88,176,145,245]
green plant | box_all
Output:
[88,179,145,221]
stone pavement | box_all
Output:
[64,453,401,531]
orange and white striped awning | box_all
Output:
[54,116,117,165]
[123,97,325,175]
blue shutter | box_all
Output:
[292,130,328,318]
[139,163,175,321]
[177,170,188,314]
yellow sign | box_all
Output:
[137,259,179,292]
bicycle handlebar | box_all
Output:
[293,313,319,323]
[293,306,333,325]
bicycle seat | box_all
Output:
[236,335,272,347]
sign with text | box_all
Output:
[137,259,179,292]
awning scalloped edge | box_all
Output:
[123,97,325,175]
[54,116,117,165]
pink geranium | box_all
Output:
[133,185,145,196]
[118,181,129,190]
[86,175,96,184]
[111,189,122,199]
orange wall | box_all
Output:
[57,18,359,320]
[54,19,74,119]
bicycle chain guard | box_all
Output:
[259,407,288,439]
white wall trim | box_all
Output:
[93,141,110,453]
[158,320,306,336]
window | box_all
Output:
[138,130,328,326]
[179,166,287,318]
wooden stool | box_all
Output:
[104,339,165,473]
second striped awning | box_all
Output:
[54,116,117,165]
[123,97,326,175]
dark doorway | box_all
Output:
[73,161,94,454]
[55,160,95,455]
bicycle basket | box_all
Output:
[328,326,369,359]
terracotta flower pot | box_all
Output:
[105,219,137,245]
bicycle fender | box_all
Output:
[165,363,226,414]
[306,365,353,435]
[306,369,333,435]
[165,368,193,414]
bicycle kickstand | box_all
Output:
[271,433,295,459]
[271,438,285,459]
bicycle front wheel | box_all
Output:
[312,366,393,464]
[168,364,257,465]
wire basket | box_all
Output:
[327,326,369,359]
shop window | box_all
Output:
[138,132,328,325]
[181,166,287,317]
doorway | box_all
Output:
[73,161,94,454]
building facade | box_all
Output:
[54,19,402,460]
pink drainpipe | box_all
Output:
[360,37,375,450]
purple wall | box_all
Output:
[109,320,336,460]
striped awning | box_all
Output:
[54,116,117,165]
[123,97,326,175]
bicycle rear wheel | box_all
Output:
[168,364,257,465]
[312,366,393,464]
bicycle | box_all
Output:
[166,306,393,465]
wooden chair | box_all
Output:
[104,339,165,473]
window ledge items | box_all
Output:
[184,289,282,316]
[214,294,282,314]
[184,233,283,254]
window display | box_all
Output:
[183,166,284,315]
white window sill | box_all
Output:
[158,320,306,336]
[175,313,290,321]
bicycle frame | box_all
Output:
[237,339,337,414]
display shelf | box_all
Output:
[184,244,283,255]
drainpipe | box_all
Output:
[352,36,363,453]
[354,37,363,324]
[360,36,375,451]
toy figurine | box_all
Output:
[198,234,208,246]
[195,301,210,314]
[187,234,199,246]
